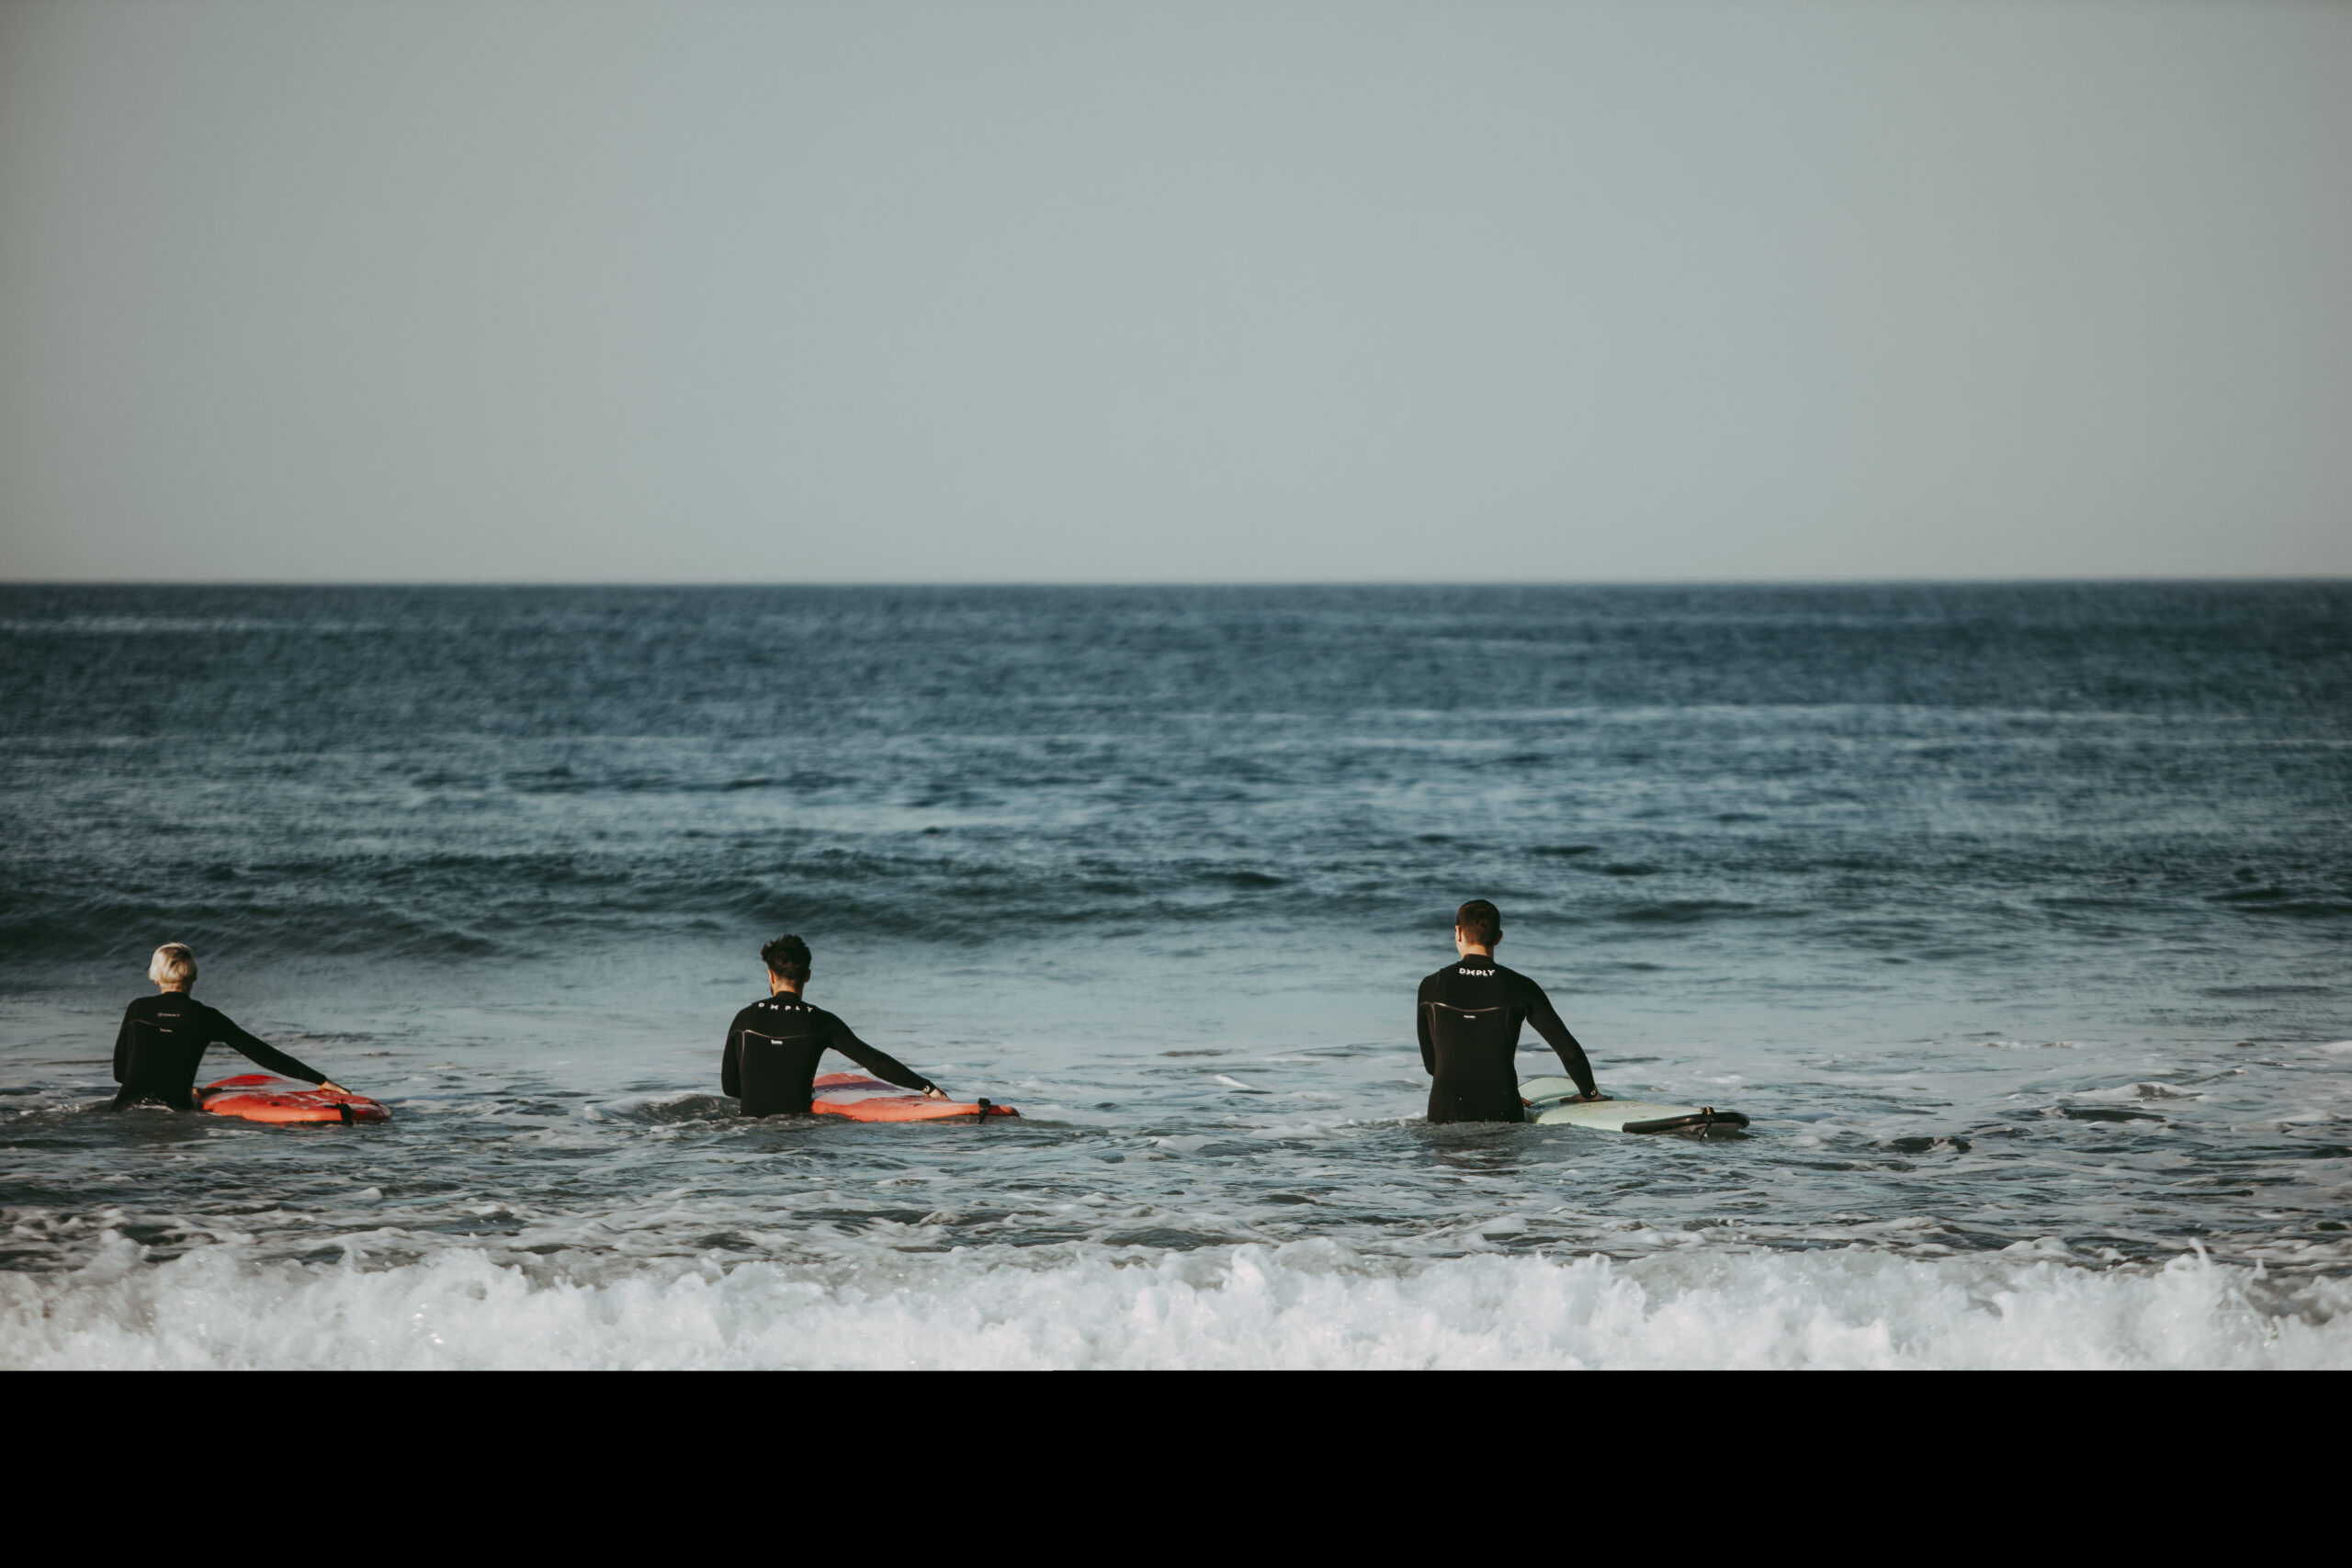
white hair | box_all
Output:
[148,943,198,988]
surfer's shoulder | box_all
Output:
[1494,962,1549,995]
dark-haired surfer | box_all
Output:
[1416,900,1603,1124]
[720,934,948,1117]
[110,943,347,1111]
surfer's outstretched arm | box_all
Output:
[209,1004,334,1088]
[825,1022,939,1096]
[1516,980,1598,1100]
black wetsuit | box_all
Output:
[110,992,328,1111]
[1416,953,1596,1123]
[720,993,936,1118]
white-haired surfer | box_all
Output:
[110,943,349,1111]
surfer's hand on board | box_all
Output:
[1574,1091,1611,1102]
[317,1080,350,1097]
[922,1085,949,1100]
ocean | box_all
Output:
[3,581,2346,1367]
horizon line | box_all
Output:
[4,574,2349,590]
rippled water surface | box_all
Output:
[4,584,2347,1367]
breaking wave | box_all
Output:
[5,1235,2345,1371]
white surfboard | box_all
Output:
[1521,1076,1749,1135]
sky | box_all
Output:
[0,0,2346,583]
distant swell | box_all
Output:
[0,894,502,964]
[4,583,2346,1004]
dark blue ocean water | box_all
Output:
[3,583,2348,1367]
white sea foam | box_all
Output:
[4,1239,2345,1371]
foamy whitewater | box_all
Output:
[13,1236,2352,1371]
[4,585,2347,1368]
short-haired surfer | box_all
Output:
[1416,900,1605,1124]
[110,943,350,1111]
[721,935,950,1117]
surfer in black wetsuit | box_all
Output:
[110,943,346,1111]
[721,934,949,1117]
[1416,900,1604,1124]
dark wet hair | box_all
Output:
[1455,900,1502,946]
[761,934,812,983]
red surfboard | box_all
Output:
[200,1074,390,1125]
[811,1073,1018,1123]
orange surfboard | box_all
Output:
[811,1073,1018,1123]
[201,1074,390,1125]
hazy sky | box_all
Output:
[1,0,2346,582]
